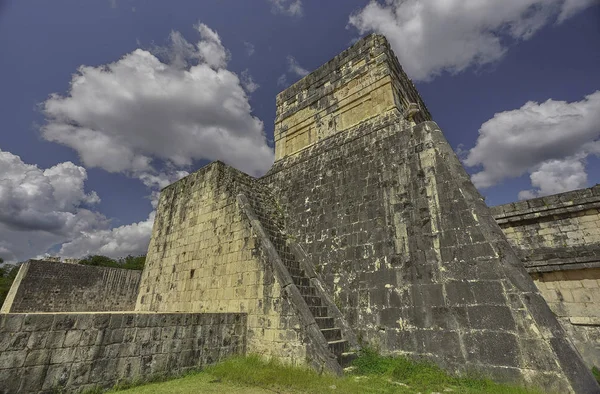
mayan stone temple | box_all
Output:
[1,34,600,393]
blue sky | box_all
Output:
[0,0,599,263]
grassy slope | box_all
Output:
[115,351,545,394]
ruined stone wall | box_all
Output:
[491,187,600,273]
[136,162,309,365]
[263,114,598,392]
[1,261,142,313]
[491,189,600,369]
[0,312,245,393]
[531,269,600,369]
[274,34,430,161]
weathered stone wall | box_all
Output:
[1,261,142,313]
[491,186,600,273]
[0,312,245,393]
[136,162,309,365]
[263,113,598,392]
[532,269,600,369]
[491,188,600,369]
[274,34,430,161]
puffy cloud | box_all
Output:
[287,55,309,77]
[0,149,158,263]
[269,0,303,17]
[59,212,155,259]
[517,156,589,200]
[0,150,109,262]
[463,91,600,198]
[0,150,102,235]
[196,23,230,69]
[241,69,260,93]
[349,0,597,81]
[41,23,273,184]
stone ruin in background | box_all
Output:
[1,34,599,393]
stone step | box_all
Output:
[338,352,358,368]
[292,276,310,287]
[327,339,348,356]
[302,295,322,307]
[320,327,342,341]
[297,285,317,297]
[309,305,328,317]
[287,267,306,277]
[314,317,334,329]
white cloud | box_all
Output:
[244,41,255,56]
[287,55,309,77]
[0,149,159,263]
[269,0,303,17]
[558,0,599,23]
[41,22,273,185]
[196,23,230,69]
[349,0,597,82]
[0,149,109,262]
[518,156,589,199]
[241,69,260,93]
[18,23,275,262]
[59,212,155,259]
[463,91,600,198]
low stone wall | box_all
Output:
[1,261,142,313]
[0,312,246,393]
[492,186,600,369]
[491,185,600,273]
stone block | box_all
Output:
[45,331,66,348]
[1,315,24,332]
[109,314,124,329]
[26,331,48,350]
[24,349,51,366]
[470,281,506,305]
[22,314,54,331]
[464,331,519,367]
[68,361,93,387]
[42,364,71,391]
[467,305,516,331]
[7,332,30,350]
[93,314,111,330]
[64,330,83,347]
[50,347,76,365]
[444,281,474,306]
[0,368,23,393]
[53,314,77,330]
[17,365,47,392]
[0,350,26,369]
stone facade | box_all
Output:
[135,163,312,367]
[274,34,430,161]
[1,261,142,313]
[0,312,245,393]
[491,187,600,369]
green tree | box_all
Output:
[119,255,146,270]
[78,254,145,270]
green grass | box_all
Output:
[592,366,600,384]
[114,350,546,394]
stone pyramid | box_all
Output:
[137,34,599,393]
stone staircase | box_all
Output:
[243,184,357,370]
